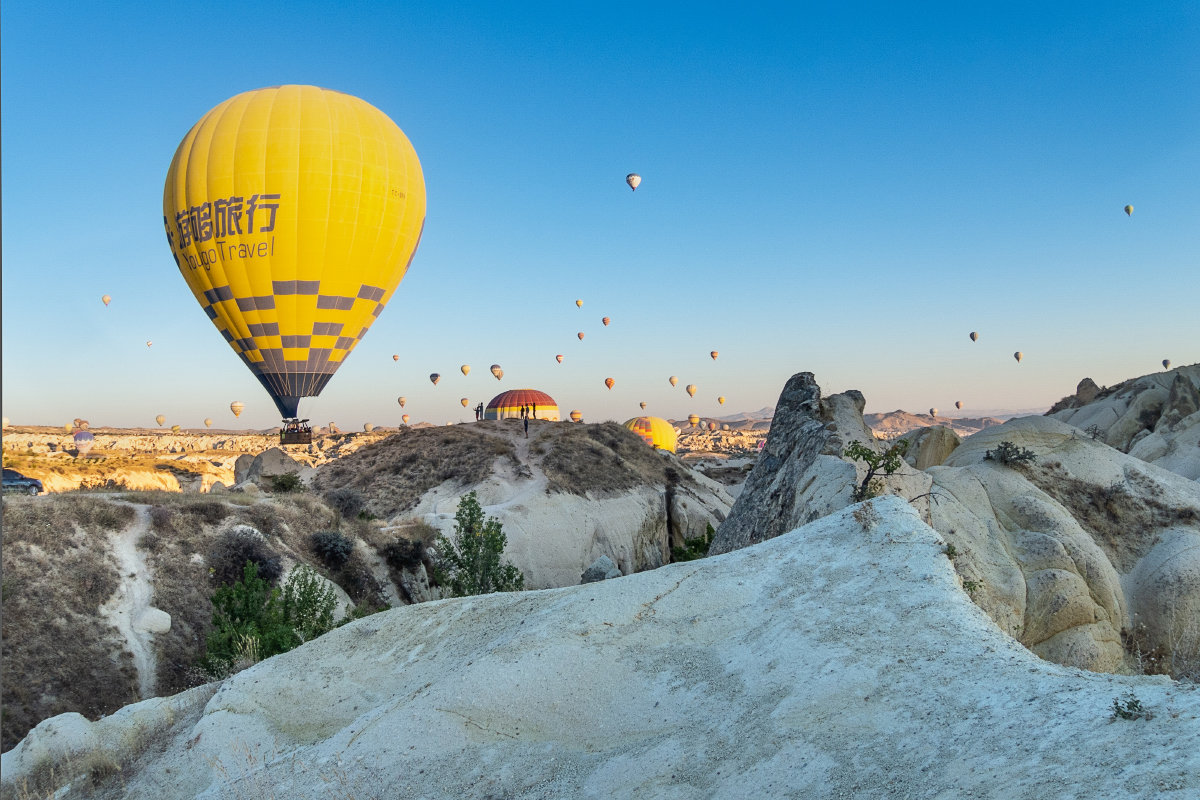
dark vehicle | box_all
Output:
[280,419,313,446]
[2,468,43,495]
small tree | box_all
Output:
[201,561,297,677]
[843,439,910,502]
[434,491,525,596]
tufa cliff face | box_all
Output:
[712,370,1200,676]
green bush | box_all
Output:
[843,439,909,502]
[984,441,1037,466]
[433,491,525,596]
[267,472,303,493]
[209,530,283,586]
[280,565,337,644]
[384,538,426,572]
[311,530,354,569]
[672,523,715,562]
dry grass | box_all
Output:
[311,426,516,516]
[1,496,139,752]
[538,422,696,496]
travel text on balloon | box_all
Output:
[164,193,281,270]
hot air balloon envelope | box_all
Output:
[163,86,426,419]
[393,355,400,362]
[460,398,470,407]
[1124,205,1133,216]
[101,295,111,306]
[569,410,583,422]
[230,401,245,418]
[624,416,678,452]
[929,408,938,418]
[639,402,647,410]
[430,373,440,385]
[685,384,697,398]
[604,377,615,390]
[155,415,166,426]
[204,418,214,427]
[577,332,585,340]
[73,430,95,456]
[717,396,726,405]
[710,351,718,360]
[484,389,560,421]
[955,401,963,410]
[555,354,563,363]
[490,364,503,380]
[1163,359,1171,370]
[626,173,641,191]
[461,365,470,376]
[397,396,407,407]
[1014,351,1023,363]
[688,414,700,426]
[602,317,610,326]
[669,376,679,387]
[969,332,979,342]
[575,299,583,308]
[402,414,410,424]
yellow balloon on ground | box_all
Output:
[624,416,678,453]
[163,85,426,419]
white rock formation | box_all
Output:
[4,498,1197,799]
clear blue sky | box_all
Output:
[3,1,1197,430]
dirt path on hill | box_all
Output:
[98,504,158,700]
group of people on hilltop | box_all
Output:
[519,403,537,437]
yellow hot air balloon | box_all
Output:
[230,401,245,417]
[929,408,938,418]
[460,397,470,407]
[626,173,641,191]
[171,424,182,433]
[461,365,471,376]
[490,364,503,380]
[204,417,213,427]
[602,316,611,326]
[575,299,583,308]
[101,294,111,307]
[624,416,678,452]
[163,85,426,421]
[669,376,679,387]
[605,377,615,390]
[955,401,963,410]
[430,373,440,385]
[969,331,979,342]
[717,396,726,405]
[577,332,585,340]
[402,414,410,424]
[710,351,718,360]
[1163,359,1171,370]
[1124,205,1133,217]
[685,384,697,398]
[570,410,583,422]
[639,401,647,410]
[1013,351,1023,363]
[555,354,564,363]
[155,415,166,426]
[393,355,400,362]
[398,396,407,407]
[688,413,699,426]
[63,423,73,434]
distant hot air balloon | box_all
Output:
[639,401,647,410]
[708,422,717,431]
[146,340,153,348]
[685,384,697,398]
[555,354,564,363]
[1163,359,1171,370]
[79,421,89,430]
[570,410,583,422]
[669,376,679,387]
[969,332,979,342]
[576,299,583,308]
[605,378,615,390]
[1014,351,1023,363]
[626,173,641,191]
[171,424,181,433]
[402,414,410,424]
[710,351,718,360]
[73,418,82,428]
[398,396,407,407]
[393,355,400,362]
[461,365,470,376]
[364,423,374,433]
[490,364,503,380]
[204,418,213,427]
[460,398,470,407]
[63,423,73,434]
[73,430,95,457]
[430,373,441,385]
[602,317,611,326]
[230,401,244,418]
[101,295,111,307]
[688,414,700,426]
[1124,205,1134,217]
[722,424,729,431]
[163,86,426,421]
[955,401,963,410]
[717,396,726,405]
[156,415,166,427]
[577,332,585,340]
[929,408,938,418]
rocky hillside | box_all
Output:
[1046,363,1200,479]
[864,409,1006,438]
[4,497,1197,799]
[712,371,1200,678]
[1,421,731,750]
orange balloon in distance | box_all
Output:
[570,410,583,422]
[393,355,400,362]
[402,414,410,424]
[602,317,610,326]
[461,398,469,407]
[575,299,583,308]
[710,351,718,360]
[604,378,615,390]
[577,332,585,341]
[163,85,426,420]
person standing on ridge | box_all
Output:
[523,412,529,438]
[532,402,537,419]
